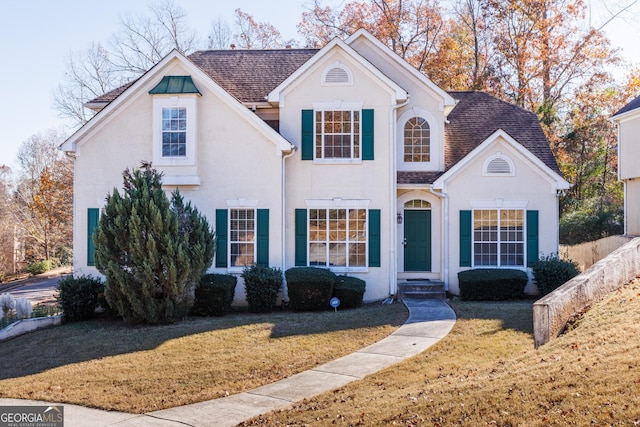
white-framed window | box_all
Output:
[152,96,197,166]
[473,209,524,267]
[403,117,430,162]
[309,208,367,268]
[315,110,360,159]
[230,208,256,267]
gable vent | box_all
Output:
[325,67,350,84]
[487,158,512,174]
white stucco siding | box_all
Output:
[278,49,397,301]
[444,138,561,295]
[618,117,640,181]
[71,63,285,278]
[625,180,640,236]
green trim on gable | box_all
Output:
[368,209,381,267]
[294,209,307,266]
[149,76,201,95]
[215,209,228,268]
[256,209,269,266]
[526,210,539,267]
[459,210,472,267]
[362,109,374,160]
[87,208,99,267]
[301,109,314,160]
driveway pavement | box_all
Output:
[0,267,70,305]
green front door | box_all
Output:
[404,210,432,271]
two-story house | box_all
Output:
[60,29,570,302]
[612,95,640,236]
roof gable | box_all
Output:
[345,29,456,114]
[433,129,570,190]
[61,49,294,154]
[267,36,408,105]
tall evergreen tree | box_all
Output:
[94,167,214,323]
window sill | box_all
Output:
[161,175,201,187]
[313,159,363,165]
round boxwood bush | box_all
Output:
[242,264,283,313]
[285,267,336,311]
[56,275,107,322]
[531,254,580,296]
[191,273,237,316]
[333,275,366,308]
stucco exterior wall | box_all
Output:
[278,49,396,301]
[618,117,640,180]
[72,61,285,281]
[443,137,560,294]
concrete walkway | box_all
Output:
[0,299,456,427]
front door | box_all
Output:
[404,210,431,271]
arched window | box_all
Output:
[403,117,430,162]
[404,200,431,209]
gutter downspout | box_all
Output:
[428,187,449,291]
[281,146,297,301]
[389,97,410,298]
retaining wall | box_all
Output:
[0,315,63,342]
[533,237,640,347]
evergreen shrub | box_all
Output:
[531,254,580,296]
[26,260,52,275]
[285,267,336,311]
[333,275,366,308]
[242,264,283,313]
[56,275,107,322]
[191,273,237,316]
[458,269,528,301]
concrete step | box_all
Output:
[397,280,446,300]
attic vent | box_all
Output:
[487,158,511,174]
[483,153,515,176]
[326,67,349,83]
[322,62,353,85]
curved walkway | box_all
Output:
[0,299,456,427]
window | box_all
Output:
[162,107,187,157]
[322,62,353,85]
[483,153,515,176]
[315,110,360,159]
[473,209,524,267]
[403,117,430,162]
[230,209,255,267]
[308,208,367,268]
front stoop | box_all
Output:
[397,280,446,300]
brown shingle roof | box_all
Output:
[446,91,560,173]
[188,49,318,103]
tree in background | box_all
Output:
[94,166,215,323]
[0,165,17,279]
[14,129,72,266]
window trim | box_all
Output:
[227,208,257,271]
[152,95,198,166]
[397,108,439,171]
[471,208,526,268]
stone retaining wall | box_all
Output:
[533,237,640,347]
[0,314,63,342]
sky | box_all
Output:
[0,0,639,172]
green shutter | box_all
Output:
[526,210,539,267]
[460,210,472,267]
[301,110,314,160]
[215,209,228,268]
[368,209,381,267]
[256,209,269,266]
[295,209,307,266]
[362,109,374,160]
[87,208,99,266]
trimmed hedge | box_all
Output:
[458,269,528,301]
[56,275,107,322]
[242,264,283,313]
[285,267,336,311]
[531,254,580,296]
[191,273,237,316]
[333,275,366,308]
